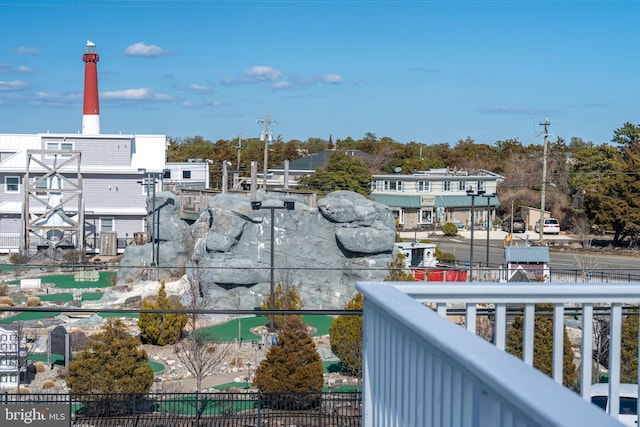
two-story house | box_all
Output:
[369,168,502,230]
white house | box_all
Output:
[0,132,170,255]
[0,325,25,390]
[369,168,502,230]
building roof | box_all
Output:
[505,246,550,263]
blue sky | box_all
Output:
[1,0,638,146]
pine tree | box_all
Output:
[621,312,639,383]
[253,316,324,400]
[329,293,363,377]
[138,281,187,346]
[67,319,154,394]
[260,281,304,331]
[506,305,577,388]
[385,253,415,281]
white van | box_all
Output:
[590,383,638,426]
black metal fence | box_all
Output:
[1,390,362,427]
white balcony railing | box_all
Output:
[356,281,638,427]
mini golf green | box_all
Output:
[7,271,116,288]
[195,314,334,343]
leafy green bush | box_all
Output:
[442,222,459,236]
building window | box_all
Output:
[382,180,401,191]
[419,209,433,224]
[477,180,485,192]
[100,218,114,232]
[458,181,466,191]
[45,141,74,159]
[34,176,63,196]
[182,170,191,179]
[417,181,431,192]
[5,176,20,193]
[392,209,404,227]
[443,181,452,192]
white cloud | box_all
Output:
[102,88,172,101]
[189,84,209,92]
[244,66,282,81]
[182,101,194,108]
[271,81,292,90]
[221,65,283,85]
[320,74,343,84]
[31,91,81,106]
[14,46,42,55]
[0,80,28,91]
[221,66,343,89]
[0,63,35,75]
[124,42,169,57]
[206,99,222,107]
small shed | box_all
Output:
[504,246,550,282]
[394,242,437,269]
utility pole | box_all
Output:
[539,118,550,244]
[257,112,274,190]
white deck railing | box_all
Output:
[356,281,638,427]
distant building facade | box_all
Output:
[369,168,502,230]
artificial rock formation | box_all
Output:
[118,190,396,310]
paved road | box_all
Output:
[400,230,640,271]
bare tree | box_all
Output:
[174,335,231,392]
[574,255,599,282]
[174,254,231,392]
[572,215,593,250]
[9,321,37,391]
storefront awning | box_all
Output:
[369,194,422,208]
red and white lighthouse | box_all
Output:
[82,40,100,134]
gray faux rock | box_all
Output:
[118,190,397,310]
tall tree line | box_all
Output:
[168,122,640,246]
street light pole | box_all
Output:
[251,200,295,330]
[466,187,485,282]
[482,193,497,267]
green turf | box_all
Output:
[30,353,64,364]
[0,264,39,272]
[195,315,334,343]
[99,312,139,319]
[323,360,343,374]
[0,311,61,323]
[303,314,333,336]
[38,292,104,303]
[212,382,250,390]
[7,271,116,288]
[155,394,254,415]
[148,360,164,373]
